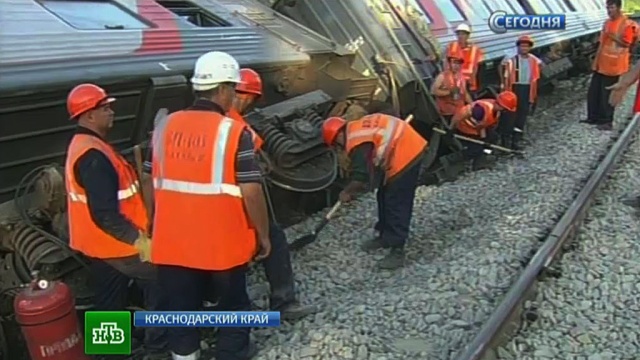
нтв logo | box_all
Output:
[84,311,131,355]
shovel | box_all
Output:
[289,201,342,251]
[431,127,523,155]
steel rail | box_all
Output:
[455,113,640,360]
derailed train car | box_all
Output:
[0,0,608,356]
[267,0,608,177]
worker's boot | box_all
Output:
[361,234,387,251]
[471,155,493,171]
[265,224,318,321]
[378,248,405,270]
[622,195,640,208]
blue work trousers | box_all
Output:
[373,159,421,248]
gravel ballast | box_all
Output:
[244,78,635,359]
[497,92,640,360]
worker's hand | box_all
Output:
[528,102,535,115]
[134,232,152,262]
[254,236,271,261]
[338,190,353,203]
[607,82,628,107]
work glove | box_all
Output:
[528,102,536,116]
[133,232,152,262]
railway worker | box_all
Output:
[228,67,318,320]
[64,83,167,357]
[606,52,640,113]
[320,104,427,270]
[444,23,484,98]
[498,35,542,150]
[584,0,634,131]
[432,48,472,124]
[451,91,517,170]
[151,51,269,360]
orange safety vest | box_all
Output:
[456,100,499,137]
[446,42,483,91]
[435,70,467,116]
[594,16,632,76]
[151,110,256,271]
[503,55,541,103]
[228,107,264,151]
[65,134,148,259]
[345,114,427,181]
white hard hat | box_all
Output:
[191,51,241,91]
[455,24,471,33]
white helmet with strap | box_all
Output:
[455,23,471,33]
[191,51,241,91]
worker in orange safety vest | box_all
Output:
[451,91,517,170]
[151,51,269,360]
[226,68,317,320]
[432,48,473,124]
[584,0,634,131]
[499,35,542,150]
[64,83,167,357]
[444,23,484,97]
[321,104,427,269]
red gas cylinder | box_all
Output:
[14,277,89,360]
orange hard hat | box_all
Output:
[322,117,346,145]
[236,68,262,96]
[516,35,534,46]
[446,48,464,63]
[496,91,517,112]
[67,83,115,120]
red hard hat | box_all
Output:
[322,117,346,145]
[67,84,115,119]
[516,35,534,46]
[236,68,262,96]
[496,91,517,112]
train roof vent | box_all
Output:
[157,0,231,27]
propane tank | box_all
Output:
[14,272,89,360]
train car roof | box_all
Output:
[0,0,349,93]
[407,0,608,60]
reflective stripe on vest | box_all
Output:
[346,118,402,167]
[68,181,140,203]
[504,55,540,102]
[447,42,480,88]
[153,117,242,197]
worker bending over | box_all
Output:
[151,51,269,360]
[64,84,166,357]
[444,24,484,97]
[228,68,317,320]
[432,49,472,124]
[499,35,542,150]
[452,91,517,170]
[584,0,634,131]
[321,105,427,269]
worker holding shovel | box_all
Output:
[320,104,427,269]
[451,91,517,170]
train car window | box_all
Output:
[38,0,150,29]
[544,0,564,13]
[433,0,466,21]
[459,0,491,18]
[483,0,524,15]
[560,0,576,11]
[527,0,551,14]
[157,0,231,27]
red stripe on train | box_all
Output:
[135,0,182,55]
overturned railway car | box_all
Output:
[0,0,609,356]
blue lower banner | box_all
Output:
[134,311,280,328]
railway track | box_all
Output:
[243,79,639,359]
[455,101,640,359]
